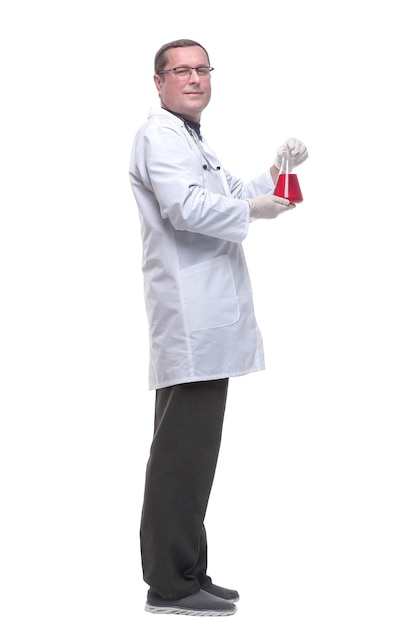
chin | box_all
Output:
[185,104,206,118]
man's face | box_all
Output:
[154,46,212,123]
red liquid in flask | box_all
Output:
[274,173,303,203]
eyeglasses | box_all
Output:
[158,66,214,79]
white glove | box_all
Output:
[247,194,293,220]
[274,137,308,169]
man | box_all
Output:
[129,39,308,617]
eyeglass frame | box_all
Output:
[157,66,214,79]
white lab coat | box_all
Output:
[129,107,275,390]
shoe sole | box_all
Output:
[145,604,237,616]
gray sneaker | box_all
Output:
[202,583,240,603]
[145,589,237,616]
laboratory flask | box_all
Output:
[273,149,303,203]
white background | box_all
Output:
[1,1,400,624]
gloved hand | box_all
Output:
[247,194,294,219]
[274,138,308,169]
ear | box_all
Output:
[154,73,162,94]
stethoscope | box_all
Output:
[182,120,221,172]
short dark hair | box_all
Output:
[154,39,210,74]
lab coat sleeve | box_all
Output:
[225,169,276,199]
[134,124,250,243]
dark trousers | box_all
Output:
[140,378,229,600]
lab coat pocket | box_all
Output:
[181,255,240,332]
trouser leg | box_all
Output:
[140,378,229,600]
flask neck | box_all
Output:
[280,149,294,174]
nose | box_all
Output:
[188,68,201,83]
